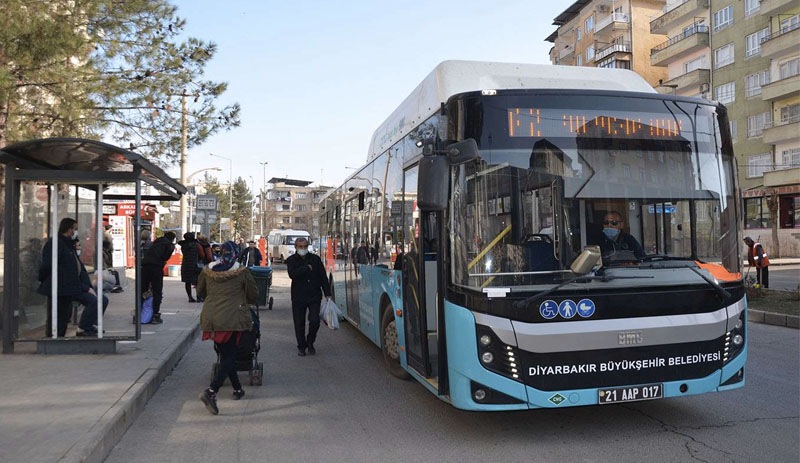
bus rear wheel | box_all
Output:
[381,307,410,379]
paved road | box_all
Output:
[107,268,799,463]
[765,265,800,291]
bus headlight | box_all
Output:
[476,324,521,383]
[481,352,494,364]
[732,334,743,346]
[723,311,746,364]
[479,334,492,346]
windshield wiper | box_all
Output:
[512,273,654,310]
[688,265,732,302]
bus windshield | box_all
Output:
[450,93,739,291]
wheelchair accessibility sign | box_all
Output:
[540,298,596,320]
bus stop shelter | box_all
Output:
[0,138,186,354]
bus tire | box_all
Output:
[381,307,410,379]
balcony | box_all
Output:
[763,117,800,145]
[761,74,800,102]
[595,42,631,62]
[558,45,575,61]
[595,13,630,36]
[651,25,709,66]
[761,23,800,60]
[650,0,710,35]
[663,68,710,93]
[760,0,796,16]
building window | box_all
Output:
[745,0,760,16]
[715,81,735,104]
[747,112,771,138]
[576,26,582,41]
[586,45,595,61]
[684,56,707,73]
[295,204,307,212]
[780,14,799,33]
[779,58,800,80]
[585,15,594,32]
[745,70,770,97]
[714,43,734,68]
[622,164,631,178]
[744,197,770,229]
[294,192,306,199]
[780,104,800,123]
[713,5,733,32]
[577,54,583,66]
[747,153,773,178]
[745,28,769,57]
[730,120,737,141]
[596,57,630,69]
[783,148,800,168]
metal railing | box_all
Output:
[652,25,709,54]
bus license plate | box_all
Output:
[598,384,663,404]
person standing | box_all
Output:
[286,237,331,356]
[744,237,770,288]
[38,218,108,337]
[198,241,258,415]
[141,231,176,324]
[178,232,201,302]
[238,240,263,267]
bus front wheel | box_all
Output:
[381,307,410,379]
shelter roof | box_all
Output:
[0,137,186,200]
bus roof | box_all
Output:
[368,60,657,161]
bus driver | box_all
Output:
[599,211,645,260]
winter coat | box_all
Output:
[178,236,200,283]
[198,264,258,332]
[38,234,92,297]
[142,236,175,267]
[286,252,331,303]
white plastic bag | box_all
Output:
[321,299,342,330]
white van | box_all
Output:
[267,229,312,262]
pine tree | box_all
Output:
[0,0,240,236]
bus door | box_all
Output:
[402,166,434,378]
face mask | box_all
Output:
[603,228,620,240]
[72,231,79,240]
[76,250,82,256]
[297,249,309,256]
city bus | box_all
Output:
[317,60,746,411]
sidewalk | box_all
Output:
[0,275,204,463]
[0,263,796,463]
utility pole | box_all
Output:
[179,92,188,233]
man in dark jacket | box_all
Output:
[286,237,331,356]
[39,218,108,337]
[237,240,263,267]
[141,231,176,324]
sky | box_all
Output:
[169,0,571,191]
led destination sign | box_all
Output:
[508,108,684,139]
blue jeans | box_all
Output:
[73,291,109,331]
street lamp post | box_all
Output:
[186,167,222,234]
[209,153,233,241]
[260,161,268,236]
[249,176,255,238]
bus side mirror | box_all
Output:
[571,246,601,274]
[417,155,449,211]
[446,138,479,165]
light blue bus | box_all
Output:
[317,61,746,411]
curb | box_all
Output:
[749,309,800,329]
[61,322,200,463]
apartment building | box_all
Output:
[261,178,331,240]
[547,0,800,255]
[547,0,668,86]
